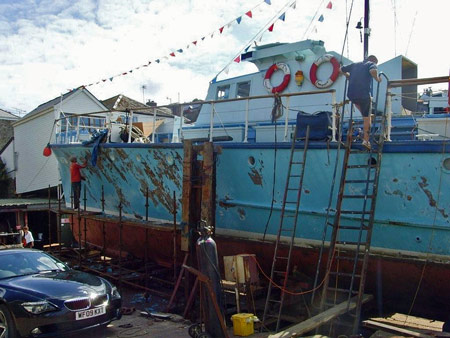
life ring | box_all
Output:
[309,54,340,89]
[264,63,291,93]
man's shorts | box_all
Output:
[352,98,372,117]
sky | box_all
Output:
[0,0,449,116]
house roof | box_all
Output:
[0,109,19,120]
[102,94,174,118]
[24,89,78,119]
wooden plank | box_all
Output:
[200,142,214,232]
[363,320,434,338]
[369,313,444,332]
[269,294,373,338]
[181,140,193,252]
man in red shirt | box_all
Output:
[70,156,87,209]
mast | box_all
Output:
[363,0,370,59]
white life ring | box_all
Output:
[309,54,340,89]
[263,62,291,93]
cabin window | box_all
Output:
[236,81,250,98]
[216,85,230,100]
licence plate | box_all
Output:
[75,306,106,320]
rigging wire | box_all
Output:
[405,10,418,56]
[302,0,327,40]
[340,0,355,63]
[391,0,398,56]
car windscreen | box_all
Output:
[0,251,69,279]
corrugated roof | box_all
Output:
[0,109,19,120]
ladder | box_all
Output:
[262,125,310,332]
[318,106,388,333]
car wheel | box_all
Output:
[0,304,16,338]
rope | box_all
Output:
[339,0,355,63]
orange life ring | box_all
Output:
[264,63,291,93]
[309,54,340,89]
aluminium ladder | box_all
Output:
[262,125,310,332]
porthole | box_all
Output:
[248,156,255,166]
[443,157,450,172]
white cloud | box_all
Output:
[0,0,448,116]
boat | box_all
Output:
[49,5,449,322]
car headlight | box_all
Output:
[111,286,121,300]
[22,301,58,314]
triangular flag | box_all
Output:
[244,45,250,52]
[177,49,183,53]
[234,55,241,63]
[109,77,113,81]
[318,14,324,22]
[224,66,230,74]
[156,59,160,63]
[219,26,224,34]
[268,23,274,32]
[192,41,197,45]
[227,23,231,28]
[148,61,151,65]
[143,64,148,67]
[201,36,205,40]
[264,0,271,4]
[170,52,176,57]
[186,45,190,49]
[291,1,296,9]
[163,56,168,60]
[129,70,133,73]
[211,32,214,38]
[279,13,286,21]
[326,1,332,9]
[236,16,242,24]
[102,79,106,82]
[246,11,252,18]
[122,72,127,75]
[211,76,217,83]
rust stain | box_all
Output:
[392,190,404,197]
[418,176,448,218]
[407,195,412,201]
[219,196,236,209]
[116,148,128,160]
[248,168,263,186]
[392,178,398,183]
[237,208,246,219]
[304,189,310,194]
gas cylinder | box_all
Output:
[196,222,225,338]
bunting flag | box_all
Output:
[326,1,332,9]
[81,0,300,89]
[291,1,296,9]
[224,66,230,74]
[318,14,324,22]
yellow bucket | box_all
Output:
[231,313,255,336]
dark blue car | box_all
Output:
[0,249,121,337]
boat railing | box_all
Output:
[55,112,109,144]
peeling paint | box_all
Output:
[418,177,448,218]
[237,208,246,220]
[393,178,398,183]
[304,189,310,194]
[248,168,263,186]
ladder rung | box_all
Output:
[336,255,364,261]
[287,188,298,190]
[285,201,297,204]
[290,174,301,177]
[342,194,374,199]
[275,256,288,260]
[327,287,358,295]
[329,272,361,278]
[347,164,376,169]
[291,161,304,165]
[340,210,372,215]
[336,240,367,246]
[345,179,375,184]
[338,225,369,230]
[269,299,282,304]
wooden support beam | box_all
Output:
[269,294,373,338]
[181,140,194,252]
[200,142,214,232]
[363,320,436,338]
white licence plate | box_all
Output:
[75,306,106,320]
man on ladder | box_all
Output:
[341,55,381,150]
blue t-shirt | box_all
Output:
[341,61,377,100]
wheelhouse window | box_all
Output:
[216,85,230,100]
[236,81,250,98]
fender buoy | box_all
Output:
[43,144,52,157]
[264,63,291,93]
[309,54,340,89]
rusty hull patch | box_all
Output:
[418,176,448,218]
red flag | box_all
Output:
[326,1,332,9]
[170,52,175,57]
[192,41,197,45]
[268,23,274,32]
[234,56,241,63]
[122,72,127,75]
[219,26,224,33]
[246,11,252,18]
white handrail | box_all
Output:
[244,99,249,143]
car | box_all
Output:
[0,249,121,337]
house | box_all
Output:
[13,87,108,194]
[0,109,19,184]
